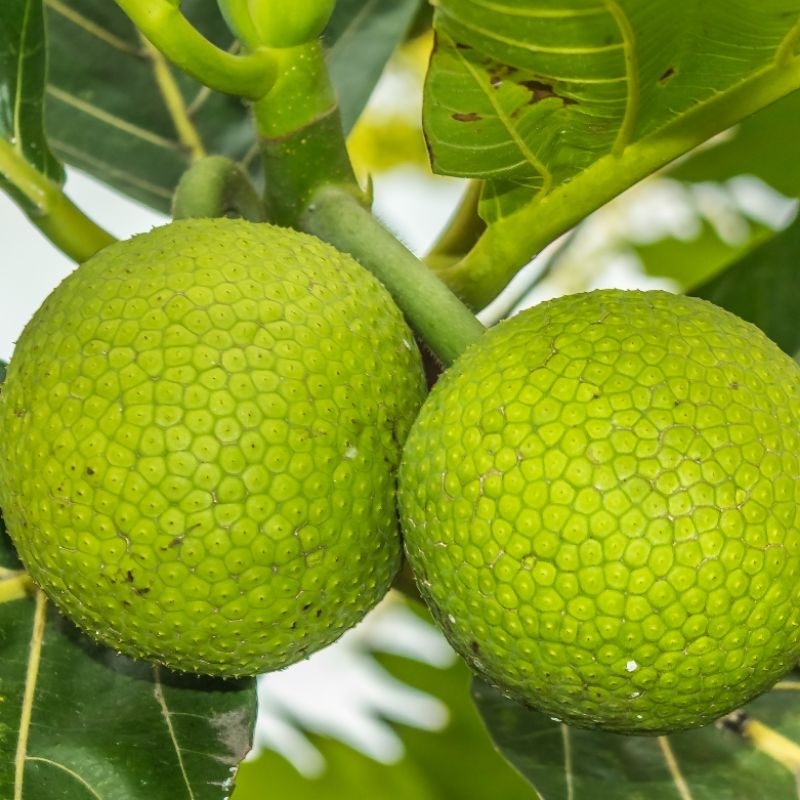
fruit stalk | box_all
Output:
[171,156,266,221]
[300,185,486,366]
[114,0,277,99]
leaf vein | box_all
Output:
[153,666,197,799]
[24,757,104,800]
[658,736,694,800]
[48,137,174,200]
[46,86,183,152]
[452,1,606,21]
[454,47,552,191]
[14,590,47,800]
[45,0,142,55]
[775,14,800,67]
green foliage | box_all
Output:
[2,1,800,799]
[235,615,535,800]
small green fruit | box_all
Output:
[399,289,800,734]
[0,218,426,676]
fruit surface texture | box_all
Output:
[399,289,800,734]
[0,218,426,676]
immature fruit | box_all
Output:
[0,218,426,676]
[399,289,800,734]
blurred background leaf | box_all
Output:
[234,604,536,800]
[669,90,800,199]
[324,0,423,134]
[692,211,800,361]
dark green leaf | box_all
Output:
[43,0,257,214]
[0,531,257,800]
[0,0,64,208]
[691,212,800,361]
[324,0,423,133]
[475,673,800,800]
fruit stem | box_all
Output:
[113,0,277,100]
[300,185,486,366]
[172,156,266,221]
[251,40,361,227]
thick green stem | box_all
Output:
[252,40,360,226]
[114,0,277,99]
[172,156,266,221]
[0,139,115,262]
[300,186,486,367]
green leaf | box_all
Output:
[0,529,257,800]
[474,673,800,800]
[668,90,800,198]
[43,0,257,213]
[324,0,423,134]
[691,212,800,361]
[423,0,800,309]
[234,607,535,800]
[0,0,65,209]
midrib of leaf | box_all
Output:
[658,736,694,800]
[439,23,800,309]
[14,590,47,800]
[153,667,197,800]
[776,15,800,65]
[12,0,33,153]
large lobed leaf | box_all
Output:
[424,0,800,308]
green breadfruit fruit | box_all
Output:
[399,289,800,734]
[0,218,426,677]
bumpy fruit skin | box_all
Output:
[0,218,426,676]
[399,289,800,734]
